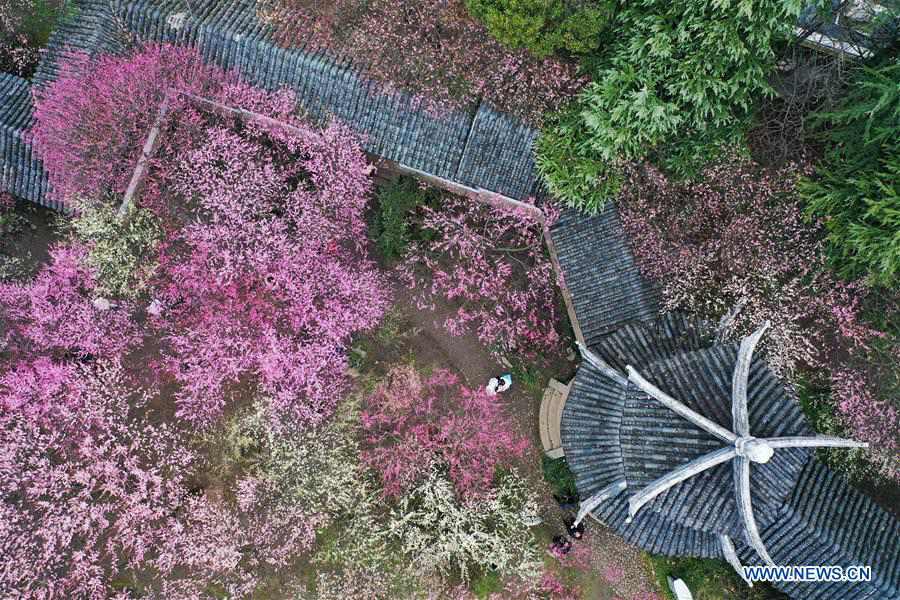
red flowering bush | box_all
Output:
[258,0,586,124]
[399,196,563,359]
[361,365,529,500]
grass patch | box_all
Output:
[508,358,547,400]
[470,569,503,598]
[541,455,578,499]
[647,555,788,600]
[349,307,411,374]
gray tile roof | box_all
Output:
[5,0,543,207]
[0,74,54,208]
[749,459,900,600]
[550,205,661,344]
[561,314,900,600]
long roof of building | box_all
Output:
[2,0,543,209]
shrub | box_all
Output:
[68,198,163,299]
[398,195,563,358]
[800,58,900,288]
[648,554,788,600]
[465,0,613,57]
[372,177,435,262]
[361,365,529,500]
[541,455,578,499]
[0,0,68,77]
[384,464,542,583]
[536,0,801,210]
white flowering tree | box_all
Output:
[384,464,543,584]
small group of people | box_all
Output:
[550,493,585,556]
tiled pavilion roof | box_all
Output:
[561,314,900,600]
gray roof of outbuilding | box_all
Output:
[8,0,544,207]
[550,205,661,344]
[0,74,54,208]
[561,314,900,600]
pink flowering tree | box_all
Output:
[155,477,320,599]
[29,44,233,206]
[0,360,323,599]
[32,45,390,428]
[361,365,529,500]
[398,196,563,360]
[0,243,140,364]
[150,95,389,428]
[0,361,195,598]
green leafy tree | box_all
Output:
[465,0,614,57]
[537,0,802,212]
[800,58,900,288]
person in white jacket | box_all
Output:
[486,373,512,395]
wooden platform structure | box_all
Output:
[539,378,570,459]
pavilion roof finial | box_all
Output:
[622,323,867,569]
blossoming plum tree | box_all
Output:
[29,44,232,206]
[31,44,391,427]
[153,114,389,427]
[361,365,529,500]
[399,196,562,359]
